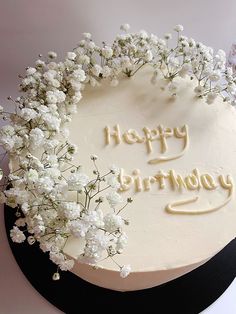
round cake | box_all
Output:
[3,24,236,294]
[63,66,236,291]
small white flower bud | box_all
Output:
[27,236,36,245]
[52,272,60,280]
[83,32,92,39]
[164,33,172,40]
[90,154,98,161]
[67,52,76,61]
[120,23,130,32]
[174,24,184,32]
[48,51,57,59]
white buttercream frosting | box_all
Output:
[63,67,236,291]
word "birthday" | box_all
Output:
[104,124,189,164]
[118,168,234,215]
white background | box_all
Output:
[1,0,236,313]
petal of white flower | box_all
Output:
[120,265,131,278]
[10,226,26,243]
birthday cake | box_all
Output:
[2,24,236,292]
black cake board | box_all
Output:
[4,205,236,314]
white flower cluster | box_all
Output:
[5,151,129,277]
[1,24,235,281]
[72,24,236,105]
[0,40,131,277]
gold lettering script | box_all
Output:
[104,124,189,164]
[118,168,234,215]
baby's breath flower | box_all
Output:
[21,203,29,214]
[60,202,81,220]
[120,265,131,278]
[77,55,90,65]
[106,175,120,189]
[26,67,37,75]
[68,144,77,155]
[10,226,26,243]
[88,41,96,50]
[91,64,102,77]
[174,24,184,32]
[52,272,60,280]
[72,68,86,82]
[144,50,153,62]
[106,191,123,208]
[67,51,76,61]
[15,218,26,227]
[209,71,221,82]
[102,46,113,59]
[116,233,128,252]
[194,85,205,97]
[120,23,130,32]
[104,213,124,233]
[59,259,74,271]
[90,154,98,161]
[68,172,89,191]
[18,108,37,121]
[48,51,57,59]
[29,128,44,148]
[164,33,172,40]
[83,32,92,39]
[27,236,36,245]
[109,164,120,175]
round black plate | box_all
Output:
[4,205,236,314]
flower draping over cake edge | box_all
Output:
[0,23,235,280]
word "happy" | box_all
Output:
[104,124,189,163]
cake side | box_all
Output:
[68,256,212,292]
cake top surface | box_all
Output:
[3,24,236,279]
[64,66,236,271]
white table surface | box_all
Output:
[1,0,236,313]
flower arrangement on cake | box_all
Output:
[0,23,236,281]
